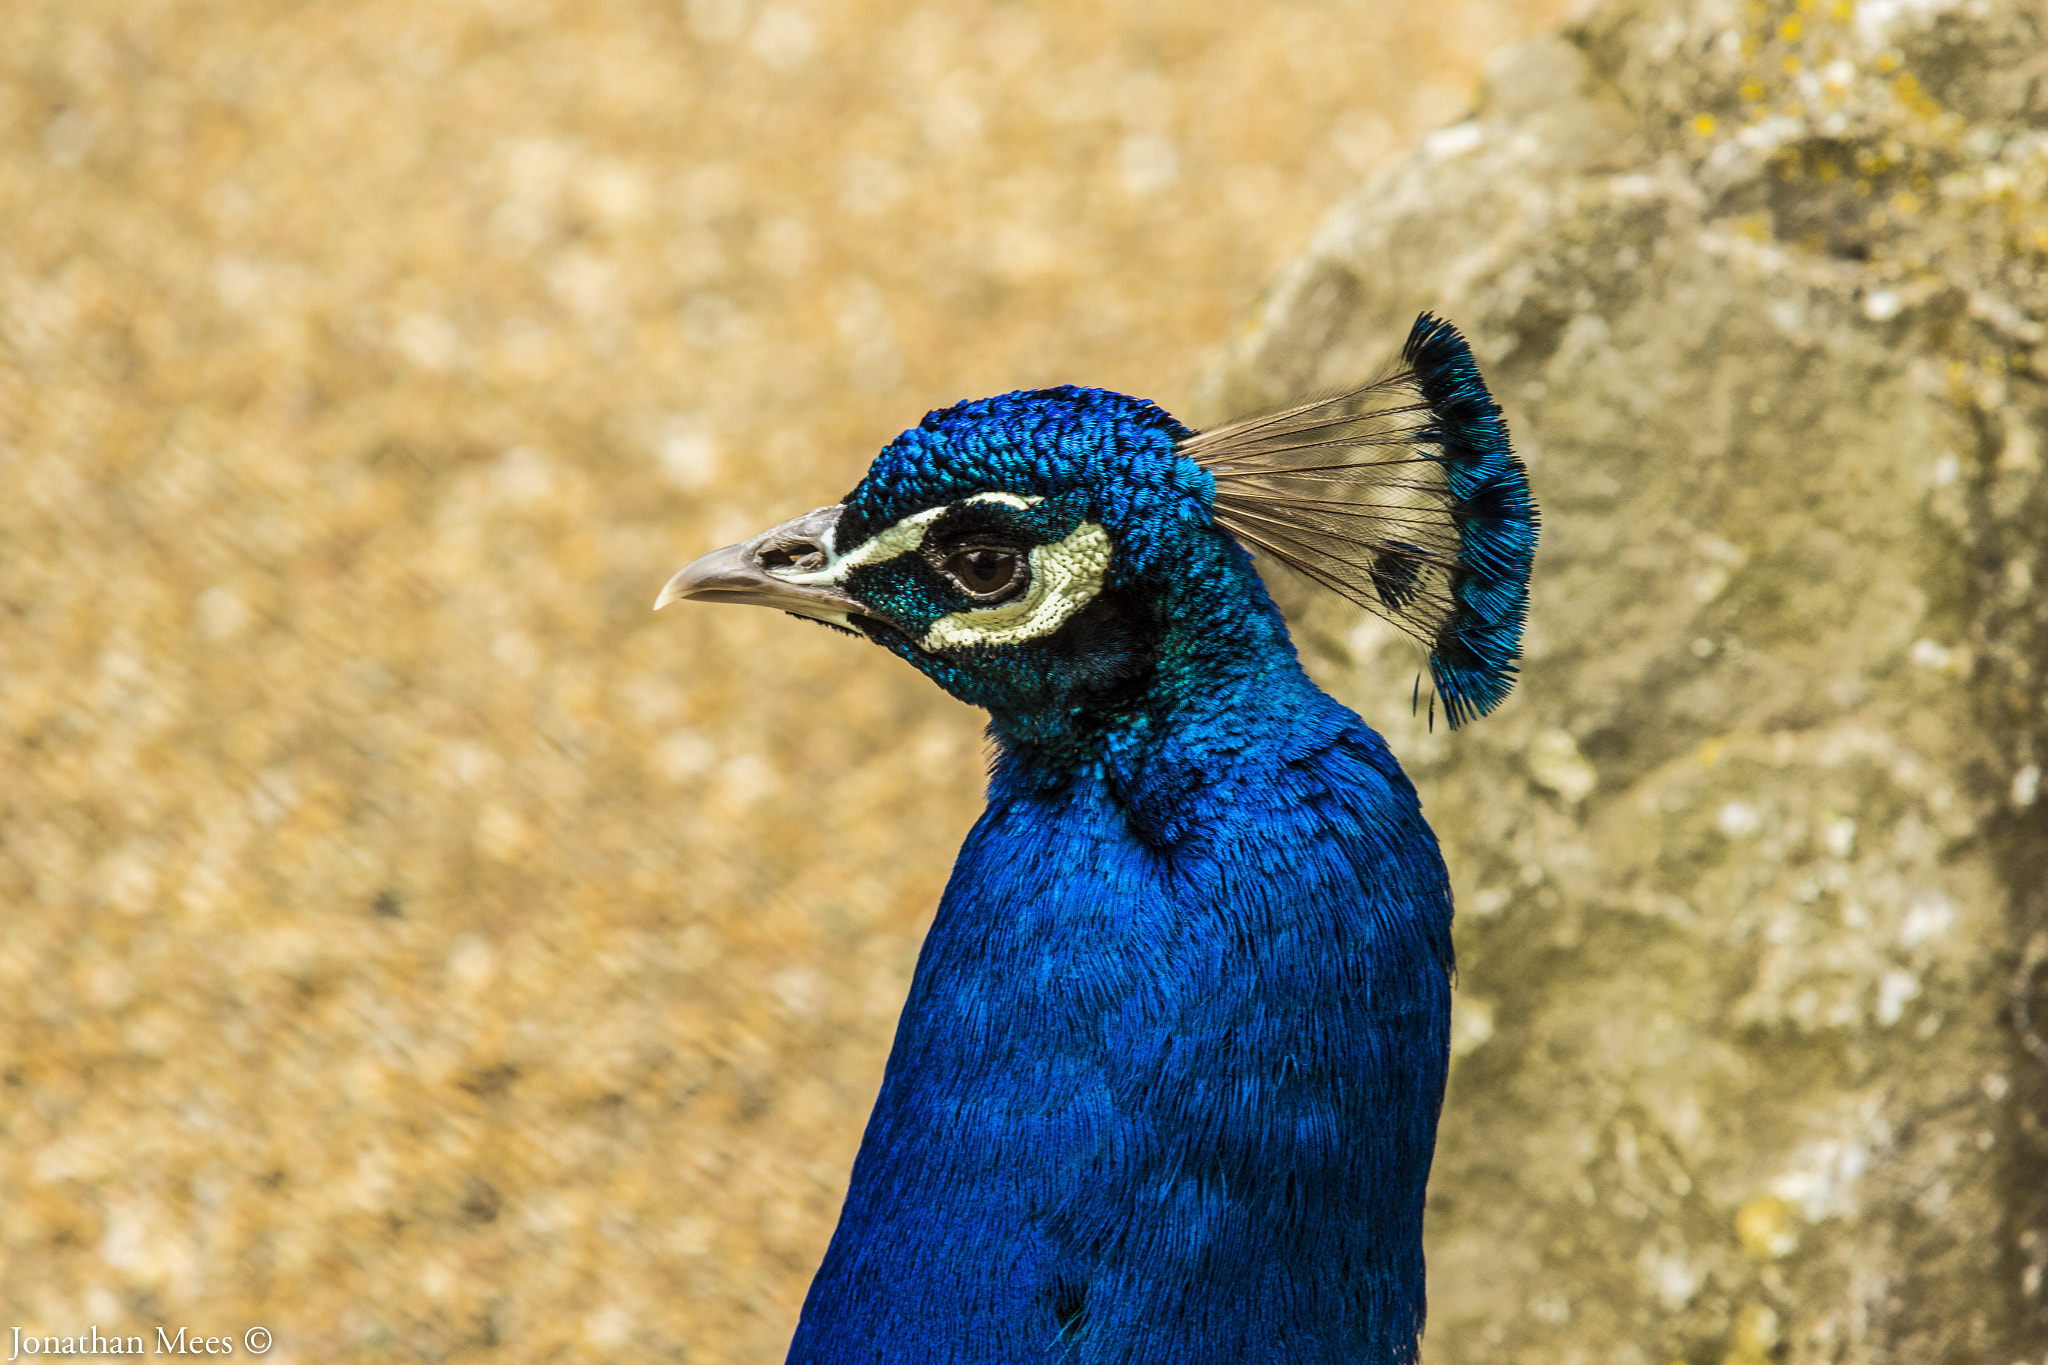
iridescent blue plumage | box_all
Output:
[655,316,1533,1364]
[1401,315,1537,727]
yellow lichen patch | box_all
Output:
[1736,1194,1799,1258]
[1719,1301,1783,1365]
[1891,72,1943,119]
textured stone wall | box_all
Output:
[1196,1,2048,1360]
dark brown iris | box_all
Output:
[940,545,1027,602]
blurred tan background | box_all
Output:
[0,1,1574,1360]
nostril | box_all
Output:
[760,540,827,574]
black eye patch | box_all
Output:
[920,495,1084,555]
[843,556,958,633]
[920,502,1035,550]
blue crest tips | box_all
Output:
[1179,311,1538,729]
[1403,313,1538,728]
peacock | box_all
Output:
[656,314,1536,1364]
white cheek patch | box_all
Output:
[918,520,1111,652]
[772,492,1042,586]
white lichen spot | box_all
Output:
[1423,122,1485,160]
[1345,614,1398,661]
[1907,637,1953,669]
[1983,1073,2011,1102]
[1863,288,1904,321]
[1824,817,1858,858]
[1526,729,1596,805]
[1876,968,1920,1025]
[1639,1248,1704,1310]
[1718,801,1762,837]
[1688,564,1731,602]
[1529,1294,1571,1324]
[1899,894,1955,947]
[2013,764,2041,808]
[1470,886,1511,916]
[1734,1302,1783,1355]
[1451,996,1494,1057]
[1772,1138,1871,1221]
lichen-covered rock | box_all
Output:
[1196,2,2048,1360]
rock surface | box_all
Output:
[1197,1,2048,1360]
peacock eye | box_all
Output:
[938,544,1028,603]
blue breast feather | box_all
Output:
[791,673,1453,1364]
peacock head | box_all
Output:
[658,315,1538,738]
[656,386,1226,727]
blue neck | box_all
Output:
[986,537,1345,847]
[791,569,1455,1362]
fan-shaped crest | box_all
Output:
[1180,313,1538,728]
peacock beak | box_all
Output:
[654,504,872,629]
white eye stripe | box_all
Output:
[919,521,1110,652]
[772,492,1044,585]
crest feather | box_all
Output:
[1180,313,1538,728]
